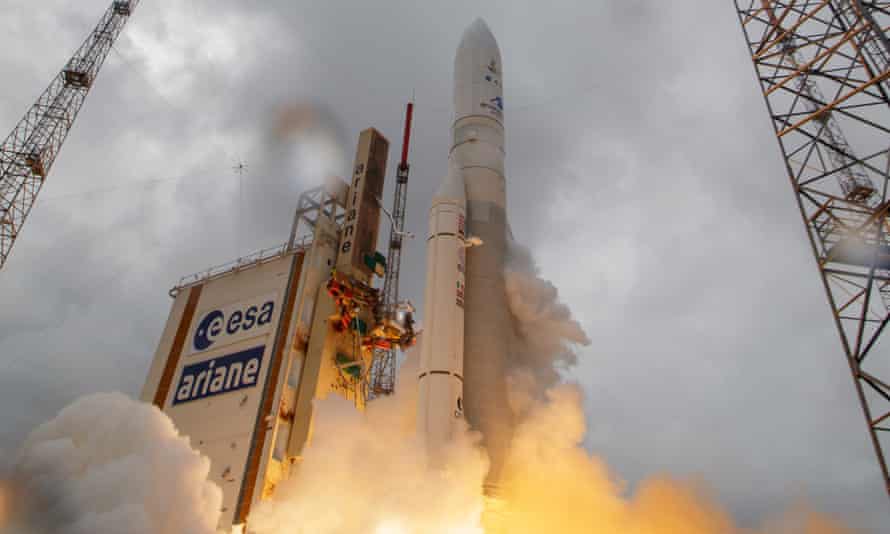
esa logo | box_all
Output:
[173,345,264,405]
[192,297,276,353]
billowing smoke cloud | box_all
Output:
[249,354,488,534]
[1,392,221,534]
[267,101,350,189]
[249,242,853,534]
[0,249,854,534]
[499,384,854,534]
[504,240,591,416]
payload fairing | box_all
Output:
[418,18,513,496]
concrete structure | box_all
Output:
[142,128,390,532]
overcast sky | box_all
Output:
[1,0,888,531]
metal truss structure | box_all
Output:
[369,103,414,397]
[734,0,890,497]
[0,1,139,270]
[287,182,347,249]
[170,184,346,297]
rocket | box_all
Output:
[418,18,513,497]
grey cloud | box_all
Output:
[0,0,887,531]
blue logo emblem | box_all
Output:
[173,345,265,405]
[194,310,224,351]
[192,300,275,352]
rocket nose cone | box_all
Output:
[459,18,499,52]
[454,18,504,124]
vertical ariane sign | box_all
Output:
[337,128,388,278]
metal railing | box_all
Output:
[169,236,312,296]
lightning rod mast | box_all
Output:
[369,102,414,397]
[0,0,140,270]
[734,0,890,498]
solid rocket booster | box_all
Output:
[419,18,512,495]
[417,162,467,454]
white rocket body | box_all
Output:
[417,164,467,454]
[419,18,512,496]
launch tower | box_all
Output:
[734,0,890,499]
[369,102,415,397]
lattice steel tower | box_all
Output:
[734,0,890,497]
[0,1,139,270]
[369,102,414,397]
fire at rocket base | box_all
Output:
[418,18,513,509]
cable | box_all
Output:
[110,44,180,112]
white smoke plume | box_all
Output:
[0,246,854,534]
[504,240,591,416]
[267,101,349,190]
[248,354,488,534]
[249,241,852,533]
[0,392,222,534]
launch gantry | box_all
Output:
[0,1,140,270]
[734,0,890,499]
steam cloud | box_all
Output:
[0,392,222,534]
[249,354,488,534]
[249,241,854,534]
[267,101,349,189]
[0,246,855,534]
[504,241,591,415]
